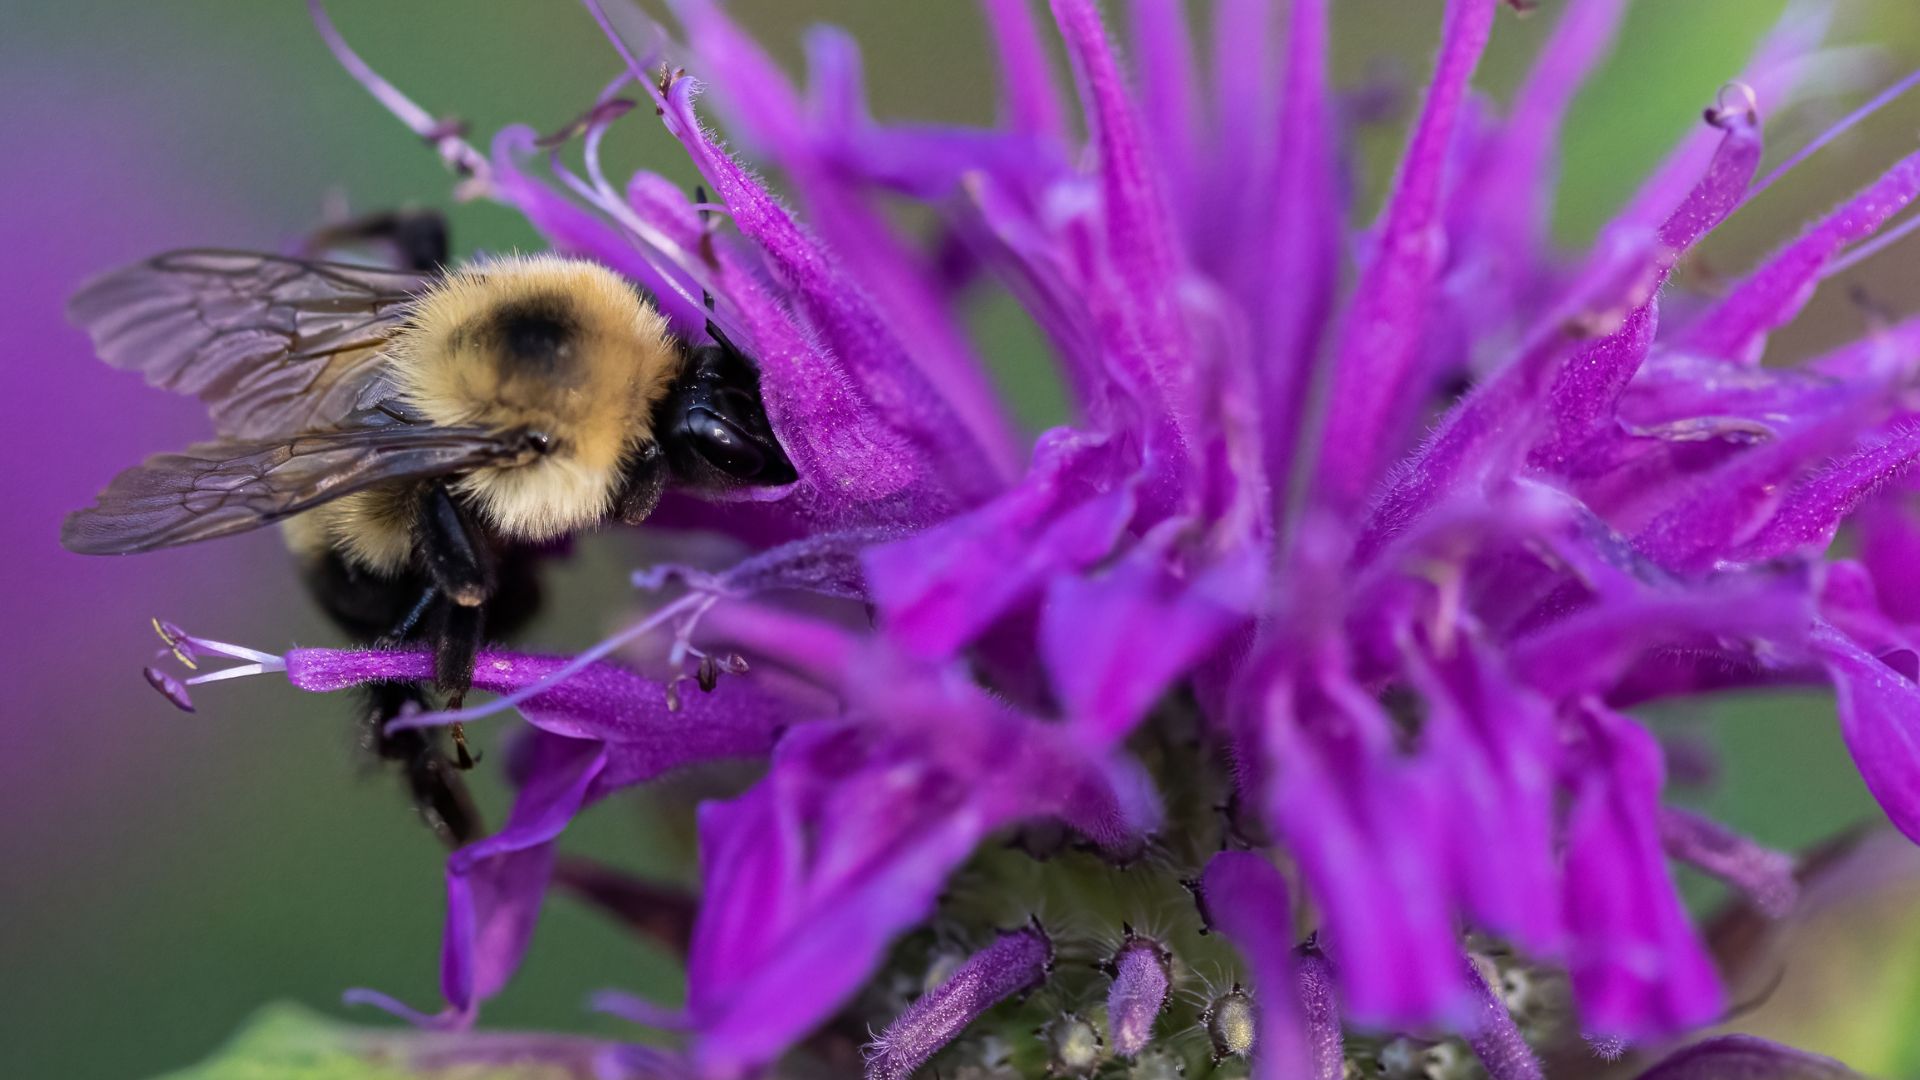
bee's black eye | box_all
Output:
[657,343,796,488]
[683,406,766,478]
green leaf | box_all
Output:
[150,1004,418,1080]
[149,1003,613,1080]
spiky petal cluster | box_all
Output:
[156,0,1920,1076]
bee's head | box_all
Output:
[395,255,679,540]
[655,328,798,492]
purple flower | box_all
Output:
[136,0,1920,1076]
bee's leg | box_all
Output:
[428,599,485,769]
[416,482,495,768]
[301,548,484,845]
[418,482,494,609]
[362,679,483,847]
[386,583,438,643]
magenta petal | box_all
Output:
[1295,946,1344,1080]
[686,724,986,1076]
[686,692,1154,1074]
[1504,569,1810,701]
[685,721,1018,1076]
[1454,0,1630,327]
[1256,676,1465,1028]
[1197,851,1310,1079]
[1735,421,1920,561]
[665,0,1024,481]
[1049,0,1199,453]
[1658,807,1798,918]
[1402,640,1562,952]
[1562,704,1722,1038]
[489,125,708,336]
[1609,0,1830,236]
[865,430,1133,658]
[1634,1035,1861,1080]
[642,77,997,519]
[1250,0,1339,499]
[1530,111,1761,470]
[1817,625,1920,843]
[1043,544,1253,750]
[1860,495,1920,625]
[441,733,606,1013]
[1315,0,1498,511]
[285,648,786,765]
[1681,150,1920,365]
[1632,393,1901,571]
[1125,0,1201,217]
[981,0,1067,138]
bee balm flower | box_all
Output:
[142,0,1920,1076]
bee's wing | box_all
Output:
[67,250,429,440]
[63,411,531,555]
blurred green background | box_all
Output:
[3,2,1919,1077]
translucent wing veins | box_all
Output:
[67,250,428,439]
[63,412,537,555]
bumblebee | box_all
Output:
[62,211,795,845]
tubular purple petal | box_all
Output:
[440,733,607,1016]
[1611,0,1830,236]
[1632,388,1899,571]
[1126,0,1201,217]
[691,723,992,1076]
[631,68,998,519]
[981,0,1067,140]
[1735,421,1920,561]
[285,647,787,761]
[1316,0,1498,512]
[1197,851,1312,1078]
[1259,679,1467,1027]
[865,927,1051,1080]
[865,430,1133,658]
[1043,544,1253,750]
[1520,104,1760,472]
[1818,626,1920,843]
[1204,0,1276,291]
[1256,0,1339,505]
[1105,937,1169,1057]
[1659,807,1798,917]
[1401,638,1563,952]
[1562,704,1723,1037]
[1049,0,1197,460]
[1452,0,1628,345]
[667,0,1023,481]
[1634,1035,1861,1080]
[1683,150,1920,364]
[1357,230,1667,558]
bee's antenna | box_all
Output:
[691,183,731,345]
[693,183,722,275]
[707,318,744,356]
